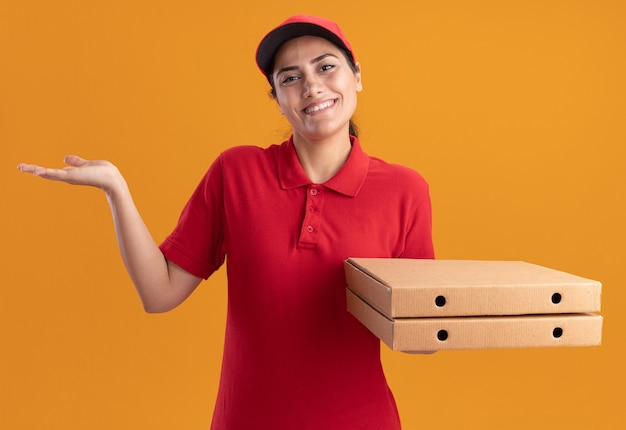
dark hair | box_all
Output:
[268,47,361,138]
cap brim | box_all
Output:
[256,22,352,79]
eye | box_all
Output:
[280,75,300,85]
[320,64,336,72]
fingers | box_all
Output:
[17,156,89,174]
[16,163,48,176]
[63,155,87,167]
[17,163,35,173]
[17,164,68,181]
[17,157,80,181]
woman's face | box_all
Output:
[272,36,362,143]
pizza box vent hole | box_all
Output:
[435,295,446,307]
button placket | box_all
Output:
[298,186,324,248]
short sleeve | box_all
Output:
[159,155,227,279]
[401,173,435,259]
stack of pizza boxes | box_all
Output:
[344,259,603,351]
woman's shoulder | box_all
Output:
[217,143,281,166]
[220,143,277,158]
[367,155,429,187]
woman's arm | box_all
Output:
[17,155,202,312]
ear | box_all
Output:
[354,62,363,92]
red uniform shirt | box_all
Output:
[160,136,434,429]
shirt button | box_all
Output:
[307,225,314,233]
[310,188,319,196]
[309,206,316,213]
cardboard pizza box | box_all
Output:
[347,289,603,351]
[344,258,602,318]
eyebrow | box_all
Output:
[274,53,340,78]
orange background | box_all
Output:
[1,1,624,429]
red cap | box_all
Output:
[256,14,356,81]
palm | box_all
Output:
[17,155,121,192]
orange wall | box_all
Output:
[2,1,624,429]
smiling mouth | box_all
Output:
[303,99,337,114]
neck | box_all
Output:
[292,133,353,184]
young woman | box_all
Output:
[18,14,434,429]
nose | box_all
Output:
[302,73,323,97]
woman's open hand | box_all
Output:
[17,155,123,195]
[17,154,200,312]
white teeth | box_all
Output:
[305,100,335,114]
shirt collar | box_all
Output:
[277,135,370,197]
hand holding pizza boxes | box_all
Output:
[344,259,603,351]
